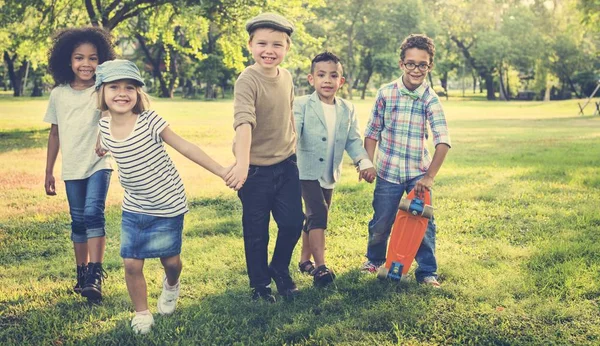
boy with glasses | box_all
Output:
[360,34,451,288]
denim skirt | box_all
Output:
[120,210,184,259]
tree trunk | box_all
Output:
[428,73,434,88]
[361,69,373,100]
[498,67,508,101]
[484,73,495,100]
[3,51,26,96]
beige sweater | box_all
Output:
[233,66,296,166]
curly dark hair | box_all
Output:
[311,51,343,74]
[400,34,435,64]
[48,27,116,86]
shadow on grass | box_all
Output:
[0,269,443,345]
[0,128,49,153]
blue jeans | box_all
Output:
[237,155,304,288]
[64,169,112,243]
[366,175,437,281]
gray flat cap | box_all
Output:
[95,59,145,90]
[245,13,294,36]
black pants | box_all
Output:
[237,155,304,288]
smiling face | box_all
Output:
[70,43,98,85]
[248,28,290,76]
[399,47,433,91]
[103,80,139,116]
[308,60,345,104]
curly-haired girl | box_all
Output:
[43,26,116,302]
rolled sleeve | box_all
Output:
[233,78,257,130]
[427,96,451,148]
[364,90,385,141]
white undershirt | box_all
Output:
[318,101,337,189]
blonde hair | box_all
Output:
[97,82,150,114]
[248,29,292,47]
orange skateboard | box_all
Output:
[377,189,433,281]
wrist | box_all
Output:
[425,173,435,179]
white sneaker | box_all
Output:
[421,276,441,288]
[131,313,154,334]
[157,277,180,315]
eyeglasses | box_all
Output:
[403,62,431,71]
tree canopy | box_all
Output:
[1,0,597,100]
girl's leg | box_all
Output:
[124,258,148,312]
[65,179,89,265]
[160,255,182,286]
[84,169,111,263]
[73,243,89,265]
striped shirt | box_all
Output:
[99,110,188,217]
[364,77,451,184]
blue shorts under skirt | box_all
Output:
[120,210,184,259]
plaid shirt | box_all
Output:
[364,76,451,184]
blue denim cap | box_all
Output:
[95,59,145,90]
[245,13,294,36]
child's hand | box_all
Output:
[219,164,235,180]
[359,167,376,183]
[225,162,249,191]
[415,175,434,195]
[95,134,107,157]
[95,146,108,157]
[44,174,56,196]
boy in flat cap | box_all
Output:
[225,13,304,302]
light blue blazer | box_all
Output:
[294,91,369,182]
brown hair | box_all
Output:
[400,34,436,64]
[97,82,150,115]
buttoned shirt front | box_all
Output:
[364,76,451,184]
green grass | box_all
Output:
[1,95,599,345]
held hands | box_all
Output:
[44,174,56,196]
[95,145,108,157]
[95,135,108,157]
[414,174,434,195]
[219,164,235,181]
[225,162,249,191]
[359,167,376,183]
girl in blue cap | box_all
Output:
[44,27,116,303]
[95,59,231,334]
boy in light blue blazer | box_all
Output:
[294,52,376,287]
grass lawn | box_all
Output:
[1,95,599,345]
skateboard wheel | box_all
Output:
[377,267,389,280]
[399,198,411,212]
[422,205,434,219]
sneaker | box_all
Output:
[268,266,299,299]
[131,313,154,335]
[251,285,276,303]
[360,260,382,273]
[421,276,441,288]
[157,277,180,315]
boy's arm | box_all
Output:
[44,124,59,196]
[160,126,230,179]
[415,96,452,194]
[225,124,252,191]
[414,143,449,195]
[344,103,376,183]
[293,99,304,139]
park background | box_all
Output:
[1,0,600,345]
